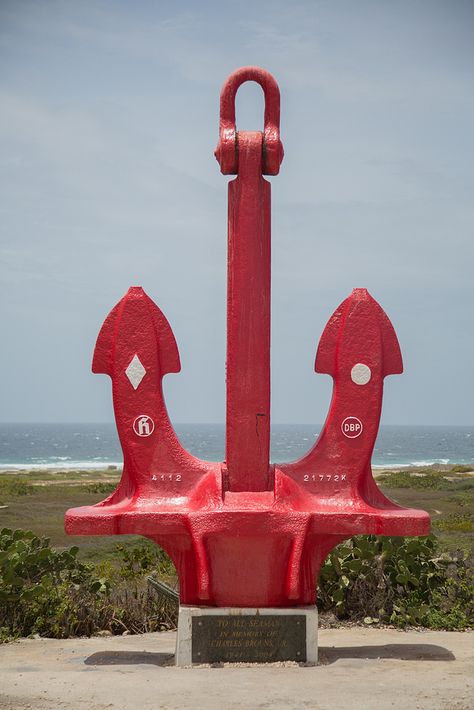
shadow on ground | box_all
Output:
[319,644,455,664]
[85,651,174,667]
[84,644,455,668]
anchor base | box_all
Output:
[175,605,318,666]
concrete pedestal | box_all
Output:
[175,606,318,666]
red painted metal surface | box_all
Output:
[65,67,430,608]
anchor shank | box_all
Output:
[225,131,271,491]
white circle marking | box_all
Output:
[351,363,371,385]
[341,416,363,439]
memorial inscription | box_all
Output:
[191,615,306,664]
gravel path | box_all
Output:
[0,628,472,710]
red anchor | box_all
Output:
[65,67,429,608]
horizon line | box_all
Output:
[0,421,473,428]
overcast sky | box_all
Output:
[1,0,473,426]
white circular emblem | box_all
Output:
[133,415,155,437]
[341,416,363,439]
[351,363,371,385]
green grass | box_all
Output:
[377,473,474,554]
[378,470,454,490]
[0,468,121,481]
[0,475,139,562]
[448,489,474,507]
[0,479,35,497]
[434,513,474,533]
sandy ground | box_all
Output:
[0,628,473,710]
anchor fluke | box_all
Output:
[92,286,181,377]
[315,288,403,378]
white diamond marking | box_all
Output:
[125,354,146,390]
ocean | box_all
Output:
[0,423,473,470]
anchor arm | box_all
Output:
[92,286,210,499]
[280,288,403,502]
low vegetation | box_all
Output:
[0,478,34,499]
[0,529,177,642]
[378,470,457,491]
[1,527,471,641]
[449,464,474,473]
[434,512,474,533]
[318,534,473,631]
[0,464,473,640]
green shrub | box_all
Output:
[455,479,474,491]
[450,464,474,473]
[84,482,116,495]
[448,489,474,507]
[116,541,174,580]
[0,478,34,498]
[378,471,452,490]
[0,528,108,640]
[318,535,473,630]
[0,529,176,642]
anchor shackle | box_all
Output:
[215,66,284,175]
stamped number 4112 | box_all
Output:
[151,474,182,482]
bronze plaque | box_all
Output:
[192,614,306,663]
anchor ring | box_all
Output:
[215,66,284,176]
